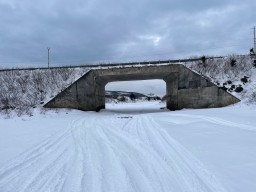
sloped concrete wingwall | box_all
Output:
[176,65,239,109]
[44,71,101,111]
[44,64,239,111]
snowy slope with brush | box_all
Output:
[185,55,256,104]
[0,67,90,116]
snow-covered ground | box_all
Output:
[0,101,255,192]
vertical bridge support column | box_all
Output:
[164,72,179,110]
[94,79,106,111]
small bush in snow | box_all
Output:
[235,86,243,93]
[253,60,256,68]
[241,76,249,84]
[230,58,237,67]
[129,93,136,101]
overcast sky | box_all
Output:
[0,0,255,68]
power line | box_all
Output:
[253,26,256,52]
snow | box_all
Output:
[0,101,256,192]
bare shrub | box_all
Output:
[187,55,253,84]
[0,67,85,117]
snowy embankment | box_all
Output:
[0,102,256,192]
[185,55,256,104]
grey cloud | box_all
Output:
[0,0,255,67]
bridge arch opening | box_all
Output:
[104,79,166,113]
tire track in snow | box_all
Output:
[88,120,133,192]
[0,119,81,192]
[97,117,177,192]
[143,114,228,192]
[156,113,256,131]
[199,116,256,131]
[115,114,228,192]
[0,112,229,192]
[60,119,89,192]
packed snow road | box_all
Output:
[0,102,256,192]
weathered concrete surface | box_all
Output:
[44,64,239,111]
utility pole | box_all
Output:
[254,26,256,53]
[47,47,50,68]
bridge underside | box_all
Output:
[44,64,239,111]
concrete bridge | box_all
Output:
[44,64,239,111]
